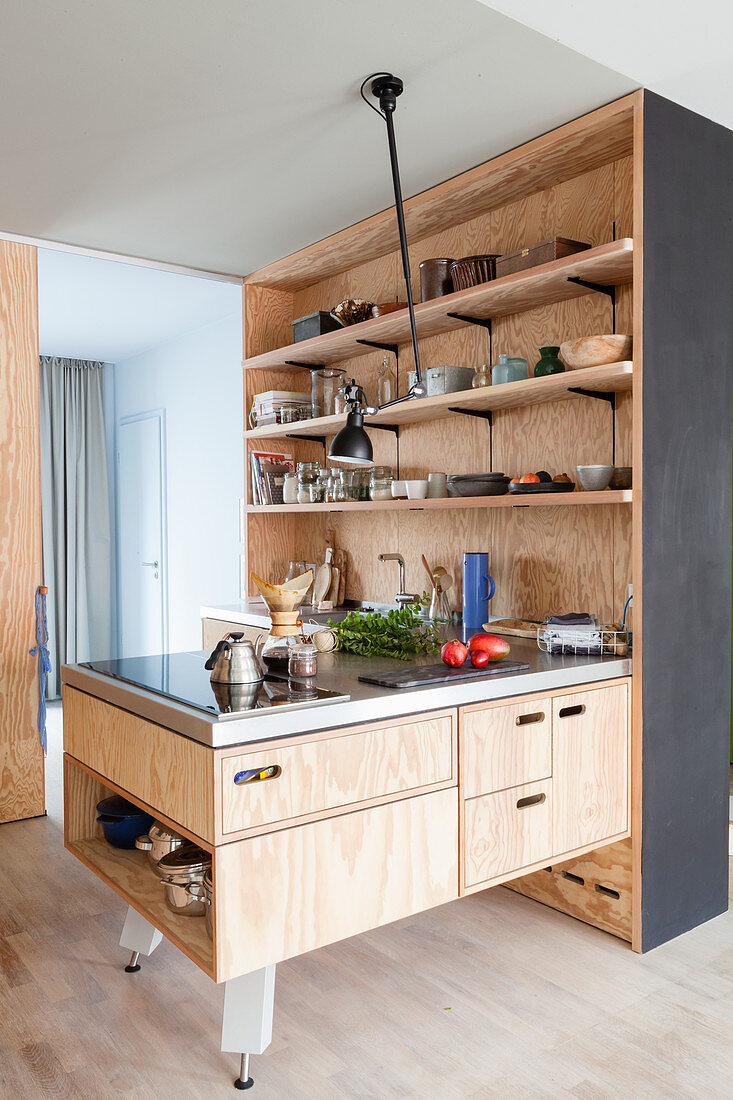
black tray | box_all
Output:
[359,658,529,690]
[508,481,575,494]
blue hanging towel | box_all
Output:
[29,586,52,754]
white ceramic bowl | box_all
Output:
[576,464,614,491]
[405,479,429,499]
[391,480,407,499]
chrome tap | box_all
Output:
[378,553,418,608]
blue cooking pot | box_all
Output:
[96,795,154,849]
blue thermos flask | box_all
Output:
[462,552,495,628]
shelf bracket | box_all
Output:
[568,387,616,410]
[286,433,326,447]
[284,361,326,370]
[446,312,492,336]
[567,277,615,301]
[356,339,400,356]
[368,423,400,436]
[448,407,493,427]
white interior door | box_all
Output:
[117,411,168,657]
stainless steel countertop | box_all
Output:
[200,599,397,629]
[62,636,631,750]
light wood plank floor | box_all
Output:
[1,704,731,1098]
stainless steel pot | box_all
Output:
[157,844,212,917]
[135,820,185,867]
[187,868,213,938]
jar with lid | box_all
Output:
[311,367,346,417]
[370,466,394,500]
[472,363,491,388]
[534,346,565,377]
[288,642,318,681]
[492,354,528,385]
[297,461,320,503]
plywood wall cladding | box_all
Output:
[0,241,44,823]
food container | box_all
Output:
[609,466,633,490]
[135,820,186,866]
[495,237,590,279]
[419,259,455,301]
[292,311,341,343]
[157,844,212,916]
[96,796,154,850]
[289,642,318,680]
[187,869,213,939]
[311,367,345,417]
[449,255,500,290]
[297,461,321,503]
[426,365,475,396]
[370,466,393,500]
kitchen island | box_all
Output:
[62,642,630,1088]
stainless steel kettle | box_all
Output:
[204,632,263,684]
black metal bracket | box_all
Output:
[356,339,400,356]
[447,312,492,336]
[448,407,493,427]
[368,423,400,436]
[568,387,616,410]
[567,277,615,301]
[286,433,326,447]
[284,361,326,370]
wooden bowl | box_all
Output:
[371,302,407,318]
[559,334,632,368]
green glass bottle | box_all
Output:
[534,345,565,377]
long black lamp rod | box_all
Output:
[368,74,425,397]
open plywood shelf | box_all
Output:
[245,362,633,441]
[242,240,633,374]
[68,837,214,977]
[248,490,632,515]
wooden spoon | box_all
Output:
[422,554,436,589]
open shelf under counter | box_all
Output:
[247,490,632,514]
[242,239,633,374]
[245,362,633,441]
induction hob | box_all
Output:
[81,651,350,720]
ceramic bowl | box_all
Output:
[576,465,614,491]
[609,466,633,490]
[330,298,375,327]
[405,480,429,500]
[559,334,632,369]
[391,480,407,499]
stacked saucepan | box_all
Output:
[135,821,213,937]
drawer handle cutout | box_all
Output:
[561,870,585,885]
[516,792,546,810]
[558,704,586,719]
[516,711,545,726]
[595,883,620,900]
[234,766,282,785]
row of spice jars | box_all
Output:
[283,463,394,504]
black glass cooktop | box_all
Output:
[81,651,349,719]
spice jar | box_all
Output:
[297,461,320,503]
[370,466,394,500]
[288,642,318,680]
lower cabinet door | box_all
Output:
[214,788,458,981]
[552,683,629,854]
[463,779,553,889]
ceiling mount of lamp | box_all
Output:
[329,72,426,465]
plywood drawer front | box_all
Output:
[552,683,629,854]
[215,788,459,980]
[220,713,454,834]
[464,780,552,888]
[461,697,552,798]
[62,686,215,843]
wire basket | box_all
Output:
[537,624,631,657]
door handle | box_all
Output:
[142,561,159,568]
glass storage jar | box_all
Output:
[297,461,320,503]
[354,468,373,501]
[492,354,528,385]
[311,367,346,417]
[288,642,318,680]
[282,472,299,504]
[370,466,394,500]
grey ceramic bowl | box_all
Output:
[576,464,614,492]
[609,466,633,490]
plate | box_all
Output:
[508,481,575,494]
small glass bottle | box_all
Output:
[534,346,565,377]
[472,363,491,388]
[492,354,528,385]
[334,378,349,415]
[370,466,394,500]
[377,357,394,406]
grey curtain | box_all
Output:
[39,357,113,696]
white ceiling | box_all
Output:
[480,1,733,129]
[38,248,241,363]
[0,0,635,276]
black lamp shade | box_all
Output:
[328,407,373,465]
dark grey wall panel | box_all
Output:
[642,91,733,951]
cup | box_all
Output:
[427,472,447,498]
[406,480,429,500]
[391,480,407,499]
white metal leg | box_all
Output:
[221,965,276,1089]
[119,905,163,971]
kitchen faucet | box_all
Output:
[378,553,418,608]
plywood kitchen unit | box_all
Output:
[239,89,733,953]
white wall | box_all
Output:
[114,309,243,652]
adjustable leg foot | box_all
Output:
[118,906,163,972]
[124,951,141,973]
[234,1053,254,1090]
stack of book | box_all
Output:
[250,390,311,428]
[250,450,294,505]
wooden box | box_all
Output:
[495,237,590,278]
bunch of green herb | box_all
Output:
[328,606,441,661]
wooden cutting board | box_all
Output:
[482,618,539,639]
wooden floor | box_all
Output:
[1,705,732,1099]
